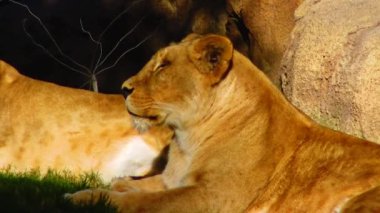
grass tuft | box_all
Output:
[0,168,117,213]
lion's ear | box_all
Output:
[188,34,233,85]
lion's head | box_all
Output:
[122,34,234,129]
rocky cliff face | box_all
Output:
[227,0,302,86]
[280,0,380,143]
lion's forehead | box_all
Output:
[142,47,182,75]
[155,43,188,60]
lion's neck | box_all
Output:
[168,52,317,201]
[174,52,313,164]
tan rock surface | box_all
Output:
[227,0,302,85]
[281,0,380,143]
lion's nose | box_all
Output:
[122,87,133,99]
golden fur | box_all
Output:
[0,60,171,181]
[68,34,380,212]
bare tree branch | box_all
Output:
[8,0,150,92]
[78,78,92,89]
[79,18,102,46]
[92,0,145,70]
[9,0,90,73]
[95,17,145,71]
[23,19,89,77]
[98,0,145,40]
[91,74,99,93]
[80,18,103,74]
[96,32,153,75]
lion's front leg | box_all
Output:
[66,186,211,213]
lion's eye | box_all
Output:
[154,60,170,72]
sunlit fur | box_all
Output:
[0,61,172,182]
[68,34,380,212]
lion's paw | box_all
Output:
[110,177,139,192]
[64,189,110,205]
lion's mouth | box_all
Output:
[127,109,159,121]
[126,102,169,128]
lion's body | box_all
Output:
[0,61,171,182]
[68,34,380,212]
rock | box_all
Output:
[280,0,380,143]
[227,0,303,86]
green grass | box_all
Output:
[0,168,117,213]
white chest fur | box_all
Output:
[102,136,159,182]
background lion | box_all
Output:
[0,60,171,182]
[67,34,380,212]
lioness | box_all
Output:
[67,34,380,212]
[0,60,171,182]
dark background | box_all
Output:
[0,0,187,93]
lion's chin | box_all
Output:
[128,111,167,133]
[129,115,155,133]
[126,104,169,132]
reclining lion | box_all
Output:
[0,60,171,182]
[67,34,380,212]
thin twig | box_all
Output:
[9,0,90,73]
[78,78,92,89]
[92,42,103,73]
[80,18,103,73]
[96,32,154,75]
[92,0,145,70]
[95,17,145,71]
[23,19,89,77]
[98,0,145,40]
[79,18,102,46]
